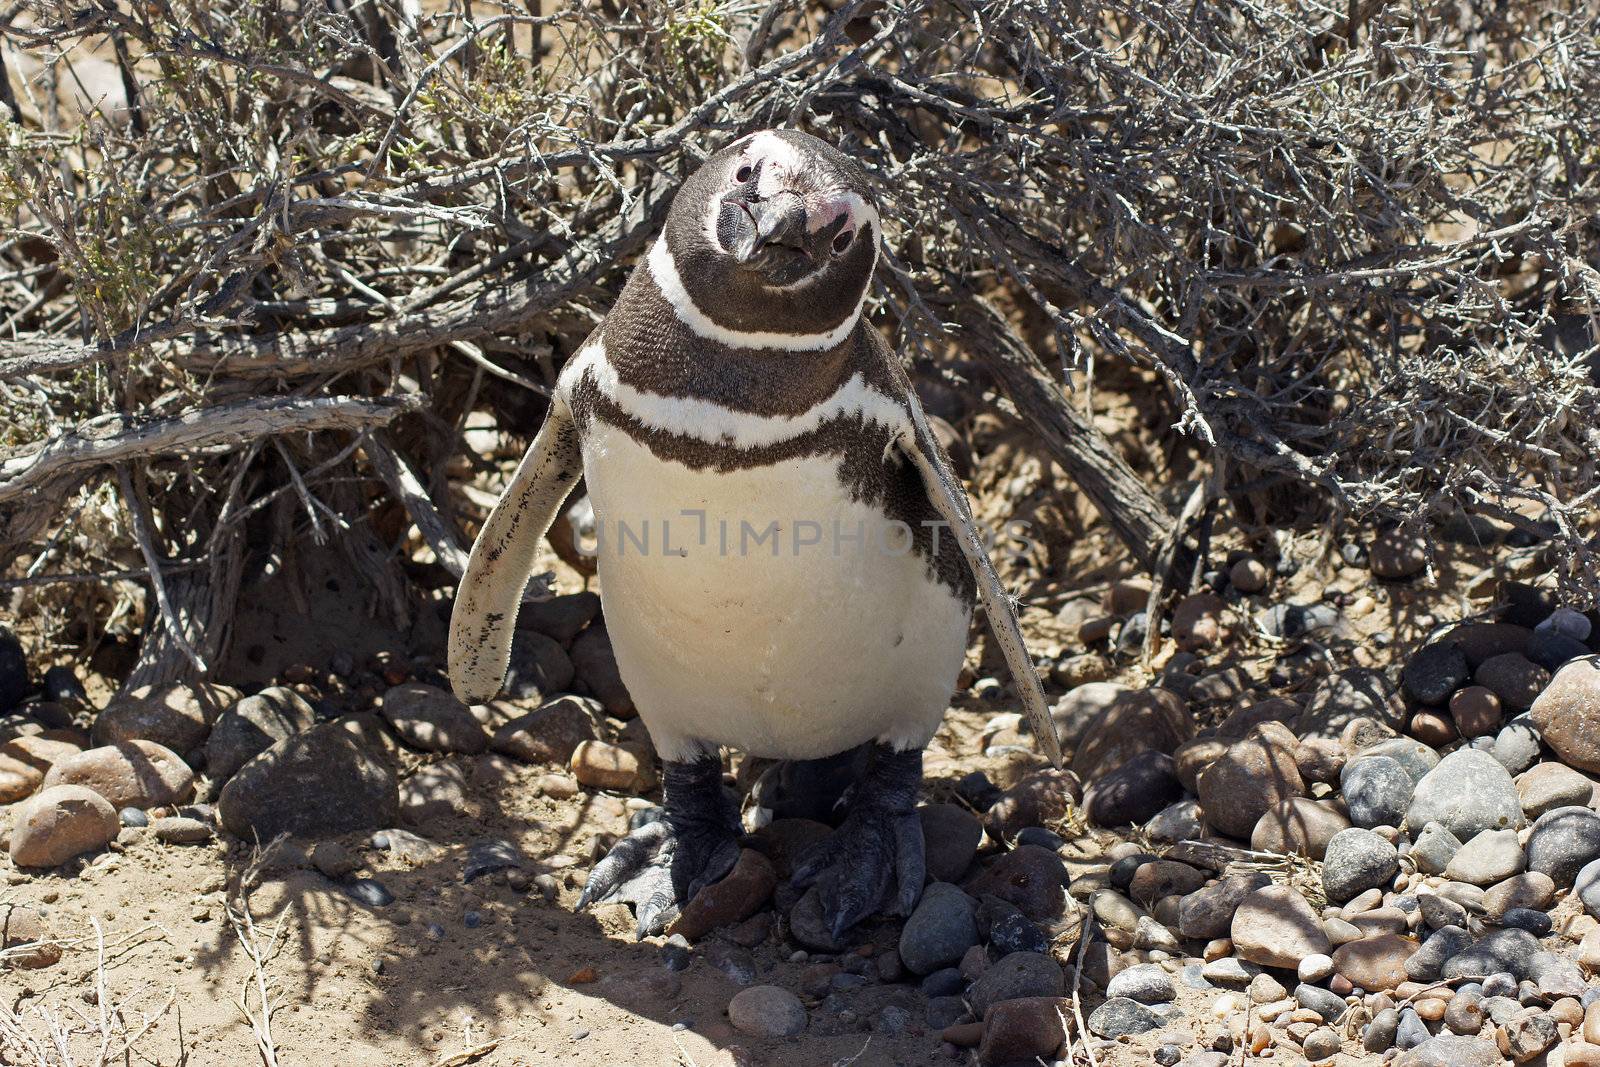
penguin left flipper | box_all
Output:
[894,388,1064,768]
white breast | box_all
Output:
[580,421,971,763]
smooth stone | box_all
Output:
[1178,872,1273,941]
[1331,933,1418,991]
[1231,885,1331,968]
[1577,857,1600,919]
[1341,756,1415,828]
[380,683,489,755]
[1105,963,1176,1004]
[1197,723,1305,838]
[966,845,1071,921]
[670,849,777,942]
[1450,686,1504,739]
[1419,893,1467,930]
[1526,628,1590,670]
[1443,828,1525,886]
[1406,925,1472,982]
[501,628,577,704]
[1482,872,1555,920]
[978,997,1069,1064]
[1410,822,1464,875]
[898,882,979,976]
[919,803,983,882]
[968,951,1064,1019]
[1051,682,1133,748]
[985,768,1083,838]
[1294,983,1347,1022]
[218,723,399,840]
[91,681,236,754]
[727,985,807,1038]
[1491,715,1543,775]
[1251,796,1349,859]
[152,815,212,845]
[1404,642,1471,706]
[1087,997,1165,1038]
[1441,927,1541,981]
[1393,1034,1505,1067]
[1127,860,1207,907]
[41,739,193,810]
[489,695,603,764]
[1071,688,1193,782]
[1530,655,1600,772]
[1516,761,1595,819]
[1145,799,1205,844]
[344,878,393,907]
[1405,749,1525,840]
[204,686,317,781]
[1084,749,1184,827]
[8,783,119,867]
[1358,737,1442,784]
[1525,805,1600,887]
[1200,957,1258,986]
[1297,668,1406,740]
[1322,827,1399,903]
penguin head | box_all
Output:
[658,129,880,341]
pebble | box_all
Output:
[966,845,1070,921]
[1443,828,1524,886]
[919,803,982,882]
[218,724,398,840]
[1197,723,1305,838]
[1230,557,1269,593]
[1084,749,1183,828]
[727,986,807,1038]
[968,951,1063,1018]
[1497,1010,1558,1062]
[568,739,656,793]
[1395,1034,1505,1066]
[9,784,119,867]
[1070,687,1192,783]
[1492,715,1543,775]
[1474,653,1549,714]
[1526,628,1590,669]
[42,740,193,811]
[204,687,318,781]
[1410,821,1465,874]
[1251,797,1349,859]
[978,997,1069,1063]
[343,878,394,907]
[1405,748,1525,841]
[1365,1007,1400,1052]
[1322,827,1399,903]
[1332,933,1417,991]
[1299,668,1406,740]
[1294,982,1346,1022]
[1145,799,1204,844]
[1341,756,1414,829]
[92,681,235,754]
[897,882,979,976]
[152,816,212,845]
[1371,528,1427,578]
[670,849,777,942]
[1106,963,1176,1004]
[1395,1006,1429,1049]
[501,629,576,703]
[1303,1026,1340,1061]
[1231,885,1330,968]
[1403,641,1470,706]
[1441,927,1541,981]
[1578,857,1600,919]
[490,695,603,764]
[1200,957,1258,986]
[1482,871,1555,920]
[1525,805,1600,886]
[1087,997,1165,1038]
[986,767,1083,837]
[1449,686,1504,739]
[1256,601,1341,640]
[1517,761,1594,820]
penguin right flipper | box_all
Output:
[448,397,583,705]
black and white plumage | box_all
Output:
[449,129,1059,939]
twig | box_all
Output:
[117,465,207,675]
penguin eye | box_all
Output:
[831,228,854,254]
[735,164,753,183]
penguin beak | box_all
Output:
[730,192,810,267]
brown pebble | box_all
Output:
[1409,711,1458,747]
[1586,1001,1600,1045]
[942,1021,983,1047]
[1450,686,1503,738]
[1415,998,1446,1022]
[1549,998,1584,1028]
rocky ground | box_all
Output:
[4,518,1600,1067]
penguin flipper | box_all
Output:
[448,398,583,705]
[894,393,1064,769]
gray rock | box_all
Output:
[1051,682,1132,748]
[897,882,978,976]
[1297,668,1405,740]
[1084,749,1183,827]
[218,723,399,840]
[204,687,317,782]
[1441,927,1540,981]
[1341,756,1414,828]
[1576,857,1600,918]
[502,629,577,703]
[1357,737,1441,784]
[1105,963,1175,1004]
[1395,1007,1429,1049]
[379,683,488,755]
[1257,602,1342,641]
[1364,1007,1400,1052]
[1528,951,1585,999]
[967,951,1063,1018]
[1394,1035,1505,1067]
[1514,761,1594,819]
[1403,642,1470,706]
[1293,983,1348,1022]
[1490,715,1542,775]
[727,985,807,1037]
[1145,799,1204,844]
[344,878,393,907]
[1405,925,1472,982]
[1177,872,1273,940]
[516,591,601,644]
[1200,956,1259,986]
[1087,997,1164,1038]
[1418,893,1467,930]
[1322,827,1399,903]
[1410,822,1464,875]
[1524,804,1600,887]
[1526,628,1589,670]
[1405,749,1524,840]
[1442,828,1524,886]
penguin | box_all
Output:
[449,129,1061,940]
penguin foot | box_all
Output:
[791,742,925,939]
[577,754,740,938]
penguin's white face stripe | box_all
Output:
[561,337,911,450]
[648,236,870,351]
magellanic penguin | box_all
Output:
[449,129,1061,940]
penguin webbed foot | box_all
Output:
[791,742,925,940]
[577,754,740,939]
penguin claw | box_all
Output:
[578,808,740,939]
[793,806,926,940]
